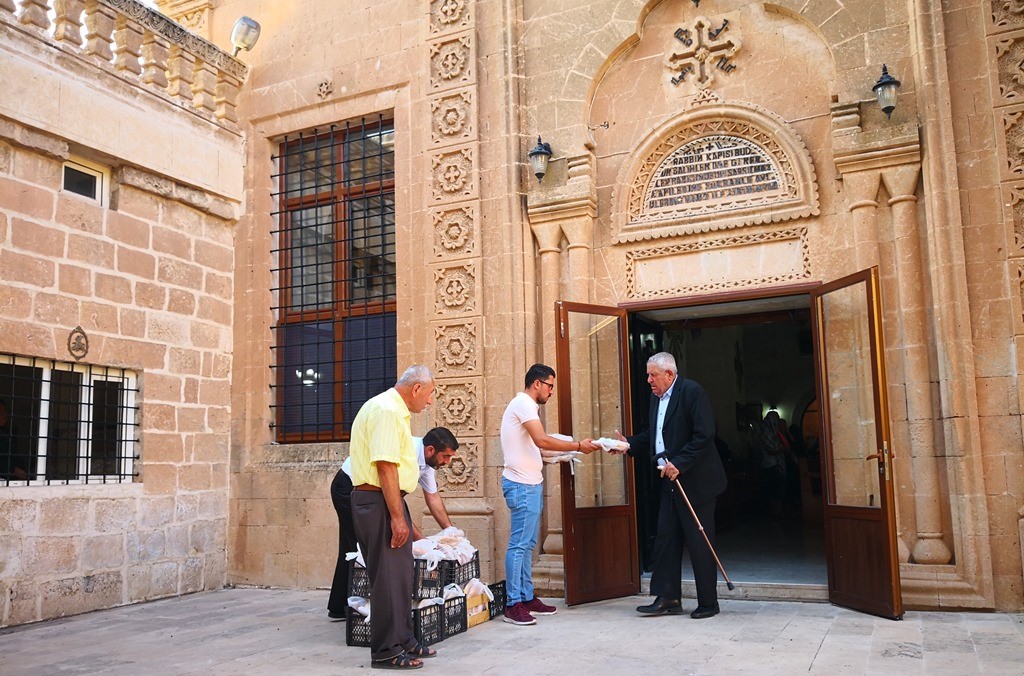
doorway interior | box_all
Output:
[629,293,827,586]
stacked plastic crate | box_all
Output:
[346,556,474,647]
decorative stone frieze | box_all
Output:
[430,146,478,203]
[430,90,476,146]
[434,378,481,437]
[613,100,818,242]
[999,105,1024,178]
[430,204,479,260]
[436,438,480,495]
[991,31,1024,104]
[433,261,478,315]
[1000,182,1024,254]
[429,34,474,91]
[624,227,810,299]
[433,319,480,376]
[992,0,1024,31]
[429,0,471,35]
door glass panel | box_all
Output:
[819,281,879,508]
[566,312,627,508]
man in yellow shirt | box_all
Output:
[350,365,437,670]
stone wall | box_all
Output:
[0,7,242,626]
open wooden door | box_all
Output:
[811,267,903,619]
[554,301,639,605]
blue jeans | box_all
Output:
[502,477,544,606]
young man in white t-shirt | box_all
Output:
[500,363,599,626]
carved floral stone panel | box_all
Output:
[433,262,479,316]
[999,105,1024,178]
[1000,182,1024,255]
[430,90,476,146]
[434,319,480,376]
[436,438,480,495]
[430,0,472,35]
[429,34,474,91]
[431,204,479,260]
[434,378,481,437]
[430,146,478,203]
[992,31,1024,105]
[992,0,1024,31]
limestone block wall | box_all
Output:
[0,9,242,626]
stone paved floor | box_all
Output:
[1,588,1022,675]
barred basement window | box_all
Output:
[270,116,397,442]
[0,354,139,486]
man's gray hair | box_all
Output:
[647,351,677,373]
[397,365,435,386]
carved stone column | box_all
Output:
[526,184,596,594]
[883,164,951,565]
[835,121,924,565]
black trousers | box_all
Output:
[351,490,417,662]
[328,468,357,615]
[649,482,719,608]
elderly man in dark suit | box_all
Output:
[616,351,727,619]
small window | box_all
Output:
[62,157,110,207]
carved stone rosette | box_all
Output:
[433,261,479,316]
[434,378,481,438]
[430,204,479,260]
[424,2,482,498]
[436,439,481,495]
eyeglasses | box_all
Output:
[539,380,555,390]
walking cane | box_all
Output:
[658,459,736,591]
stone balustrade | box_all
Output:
[1,0,246,126]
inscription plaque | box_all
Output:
[645,135,782,213]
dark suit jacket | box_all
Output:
[627,377,727,505]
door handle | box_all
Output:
[866,443,892,481]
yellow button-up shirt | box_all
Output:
[348,388,419,494]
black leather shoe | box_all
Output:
[636,596,683,615]
[690,603,720,619]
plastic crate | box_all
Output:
[439,551,480,587]
[348,561,370,598]
[487,580,507,620]
[412,602,444,645]
[412,559,442,600]
[346,607,371,647]
[442,596,467,638]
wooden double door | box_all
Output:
[554,267,902,619]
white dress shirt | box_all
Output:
[655,376,677,458]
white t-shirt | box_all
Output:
[342,436,437,494]
[501,392,543,485]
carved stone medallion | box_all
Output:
[430,147,477,202]
[436,438,480,494]
[434,262,478,315]
[430,0,472,35]
[434,320,479,375]
[434,379,481,437]
[430,90,475,146]
[431,205,478,260]
[430,35,474,91]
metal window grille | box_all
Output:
[0,353,139,486]
[270,115,397,442]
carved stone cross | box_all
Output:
[665,16,741,87]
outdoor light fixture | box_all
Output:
[230,16,261,57]
[527,136,553,183]
[872,64,901,119]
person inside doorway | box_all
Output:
[615,352,727,619]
